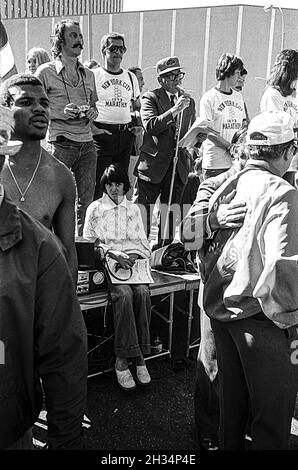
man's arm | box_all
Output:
[85,70,99,122]
[141,92,190,136]
[253,189,298,328]
[180,168,237,249]
[35,238,87,449]
[52,165,78,284]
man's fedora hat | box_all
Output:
[156,56,183,76]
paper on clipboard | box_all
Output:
[106,258,154,284]
[178,117,217,148]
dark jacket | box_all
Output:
[135,87,196,184]
[0,194,87,449]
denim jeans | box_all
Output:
[211,313,298,450]
[50,140,97,236]
[109,284,151,358]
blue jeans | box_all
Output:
[51,140,97,236]
[109,284,151,358]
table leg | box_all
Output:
[186,289,194,358]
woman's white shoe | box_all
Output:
[136,365,151,385]
[115,368,136,390]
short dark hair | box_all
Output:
[267,49,298,97]
[51,19,80,59]
[247,132,294,160]
[216,53,244,81]
[100,32,125,56]
[100,164,131,195]
[0,73,44,107]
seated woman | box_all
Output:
[83,164,152,391]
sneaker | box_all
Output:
[115,368,136,391]
[136,365,151,385]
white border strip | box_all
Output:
[236,6,243,56]
[171,10,176,56]
[109,14,113,33]
[202,8,211,95]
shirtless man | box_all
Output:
[0,73,78,282]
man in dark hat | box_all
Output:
[133,56,196,247]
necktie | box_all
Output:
[170,94,176,107]
[170,95,179,140]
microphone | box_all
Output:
[176,84,194,96]
[176,84,186,95]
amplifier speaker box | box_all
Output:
[75,240,107,295]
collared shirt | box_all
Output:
[0,193,87,448]
[83,193,151,259]
[36,58,98,142]
[166,91,178,105]
[201,162,298,329]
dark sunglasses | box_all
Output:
[105,45,127,54]
[164,71,185,81]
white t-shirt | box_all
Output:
[93,67,140,124]
[200,87,246,170]
[260,86,298,128]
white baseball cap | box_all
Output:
[247,111,294,146]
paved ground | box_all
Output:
[33,352,298,451]
[32,288,298,451]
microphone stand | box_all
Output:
[161,106,185,247]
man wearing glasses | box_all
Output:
[133,56,196,246]
[92,33,140,199]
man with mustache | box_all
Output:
[0,73,78,283]
[36,19,98,237]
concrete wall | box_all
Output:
[3,4,298,118]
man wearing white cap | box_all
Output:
[199,110,298,449]
[133,56,196,246]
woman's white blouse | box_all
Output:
[83,193,151,259]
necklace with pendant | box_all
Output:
[6,148,42,202]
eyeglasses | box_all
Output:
[164,72,185,81]
[105,45,127,54]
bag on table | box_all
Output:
[150,241,197,274]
